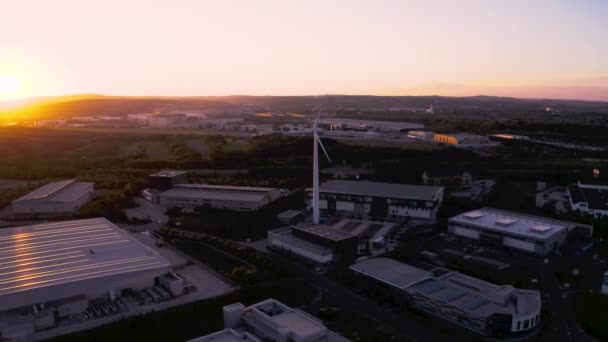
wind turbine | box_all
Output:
[312,106,331,224]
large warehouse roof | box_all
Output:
[0,218,170,299]
[316,180,442,201]
[12,179,93,203]
[449,208,576,241]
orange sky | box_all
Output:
[1,0,607,101]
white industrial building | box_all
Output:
[316,118,423,132]
[0,218,172,340]
[568,181,608,219]
[11,179,94,217]
[307,180,444,221]
[188,299,350,342]
[448,208,589,256]
[350,258,541,337]
[159,184,285,212]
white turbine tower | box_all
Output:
[312,108,331,224]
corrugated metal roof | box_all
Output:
[0,218,170,297]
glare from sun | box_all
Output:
[0,74,22,101]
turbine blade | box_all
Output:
[316,134,331,162]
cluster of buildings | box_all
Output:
[316,118,423,132]
[188,299,349,342]
[0,218,181,341]
[143,171,287,213]
[350,258,541,337]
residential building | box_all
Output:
[350,258,541,337]
[568,181,608,219]
[188,299,350,342]
[448,208,592,256]
[11,179,94,217]
[307,180,444,221]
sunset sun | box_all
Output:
[0,74,23,101]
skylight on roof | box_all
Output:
[463,211,485,219]
[530,225,553,233]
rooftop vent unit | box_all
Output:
[496,218,518,226]
[530,225,553,233]
[463,211,485,219]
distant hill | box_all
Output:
[1,94,606,123]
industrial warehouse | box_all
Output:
[0,218,175,340]
[10,179,94,217]
[188,298,349,342]
[350,258,541,337]
[159,184,286,212]
[307,180,444,221]
[448,208,592,256]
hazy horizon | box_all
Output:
[1,0,607,101]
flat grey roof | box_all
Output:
[0,218,170,297]
[13,180,92,203]
[292,223,356,242]
[350,258,433,289]
[150,170,187,177]
[316,180,442,201]
[161,187,269,203]
[449,207,577,241]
